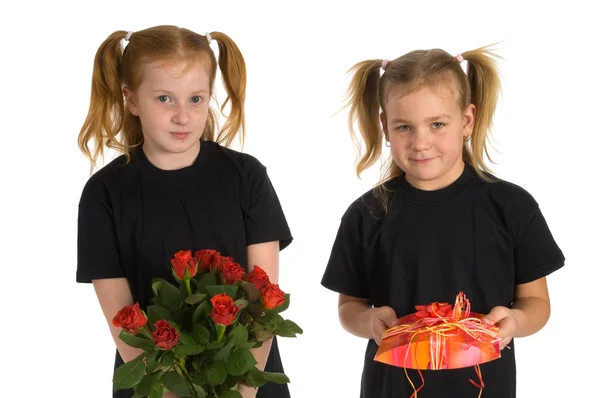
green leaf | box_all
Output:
[149,383,164,398]
[238,280,262,303]
[229,324,249,348]
[192,368,207,385]
[192,323,211,344]
[191,383,207,397]
[145,350,160,372]
[152,278,182,312]
[175,307,195,331]
[133,371,163,396]
[147,305,172,325]
[196,272,217,292]
[233,298,249,311]
[113,353,147,391]
[214,339,236,361]
[243,367,267,388]
[206,360,228,384]
[227,348,258,376]
[261,371,290,384]
[163,370,192,397]
[179,332,196,345]
[160,351,175,367]
[205,341,225,350]
[243,367,290,387]
[223,374,243,389]
[119,330,154,350]
[184,293,207,305]
[206,285,239,298]
[173,344,206,356]
[254,330,274,342]
[274,319,304,338]
[221,391,242,398]
[192,300,211,324]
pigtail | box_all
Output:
[78,30,131,174]
[461,45,502,175]
[344,60,386,178]
[209,31,247,149]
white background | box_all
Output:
[1,1,598,397]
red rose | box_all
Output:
[213,253,235,271]
[194,249,218,272]
[171,250,197,280]
[152,320,180,350]
[260,283,286,309]
[221,262,246,284]
[244,265,270,289]
[210,294,240,326]
[112,303,147,334]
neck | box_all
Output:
[142,140,201,171]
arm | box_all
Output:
[246,241,280,370]
[483,276,551,348]
[237,241,280,397]
[511,276,551,337]
[338,294,398,345]
[92,278,144,363]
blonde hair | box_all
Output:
[344,45,502,210]
[78,25,247,172]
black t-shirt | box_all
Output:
[321,164,564,398]
[77,140,293,398]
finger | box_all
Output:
[378,307,399,327]
[373,319,392,345]
[481,306,508,325]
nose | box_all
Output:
[172,104,190,125]
[410,128,431,151]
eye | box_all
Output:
[190,96,202,104]
[432,122,445,129]
[158,95,171,103]
[397,125,410,131]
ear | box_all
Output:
[463,104,476,138]
[122,86,139,116]
[380,112,389,142]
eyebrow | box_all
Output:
[152,89,209,95]
[390,114,452,124]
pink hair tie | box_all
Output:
[381,59,389,71]
[456,53,464,63]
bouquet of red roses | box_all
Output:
[111,249,303,398]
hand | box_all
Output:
[481,306,518,349]
[370,306,399,345]
[237,382,257,398]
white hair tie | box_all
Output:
[205,32,212,44]
[124,31,133,41]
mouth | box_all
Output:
[410,157,435,164]
[171,132,191,140]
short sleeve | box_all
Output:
[76,176,125,283]
[243,159,292,250]
[513,205,565,284]
[321,201,370,299]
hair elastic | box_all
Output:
[381,59,389,71]
[456,53,464,63]
[124,31,133,41]
[205,32,212,44]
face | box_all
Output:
[123,60,211,169]
[381,83,475,191]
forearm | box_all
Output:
[511,296,551,338]
[93,278,145,363]
[338,300,374,340]
[250,338,273,371]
